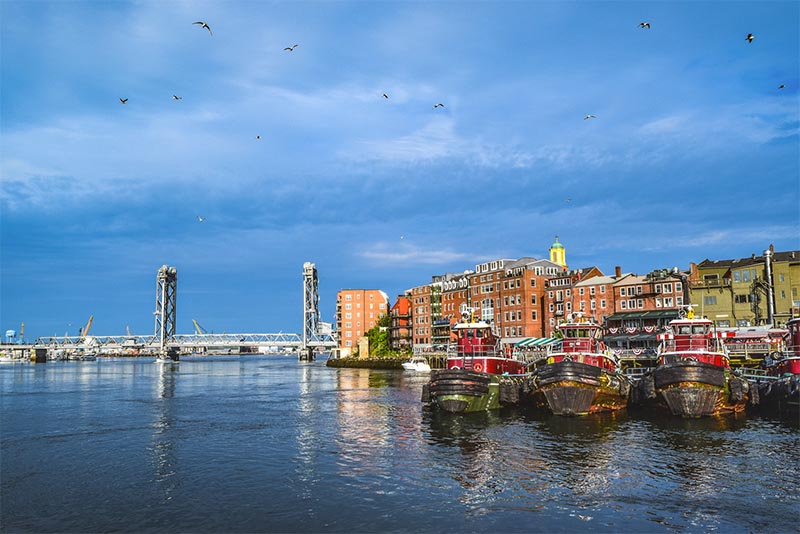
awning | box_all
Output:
[515,337,559,347]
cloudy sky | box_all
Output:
[1,1,798,340]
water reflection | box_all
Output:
[150,362,178,503]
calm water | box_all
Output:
[1,356,797,533]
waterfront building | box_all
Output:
[496,258,562,339]
[690,246,800,328]
[603,268,685,356]
[573,271,617,323]
[335,289,389,349]
[542,268,598,337]
[409,283,433,346]
[388,293,412,351]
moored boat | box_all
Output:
[402,356,432,372]
[756,317,800,417]
[528,314,630,416]
[631,307,752,417]
[423,313,526,413]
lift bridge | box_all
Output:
[34,262,337,358]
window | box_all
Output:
[638,299,644,309]
[675,282,682,292]
[531,279,536,287]
[676,296,683,306]
[346,331,352,337]
[345,322,352,328]
[600,286,606,294]
[621,301,627,309]
[655,284,661,293]
[781,290,786,299]
[735,294,753,304]
[601,299,606,308]
[590,300,596,310]
[636,286,642,295]
[346,340,352,347]
[531,310,537,320]
[704,296,717,306]
[549,304,554,312]
[620,287,626,296]
[531,295,537,305]
[663,297,673,307]
[580,301,586,311]
[579,288,585,296]
[655,298,662,308]
[663,283,672,293]
[780,274,785,282]
[628,299,635,309]
[590,287,596,296]
[345,303,352,310]
[346,312,352,319]
[345,294,352,300]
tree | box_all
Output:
[366,314,391,356]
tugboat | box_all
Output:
[757,317,800,417]
[528,314,630,416]
[632,306,751,417]
[423,310,526,413]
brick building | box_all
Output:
[335,289,389,349]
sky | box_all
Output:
[1,1,798,341]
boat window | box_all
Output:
[693,326,707,335]
[476,330,484,338]
[678,326,691,334]
[466,330,474,338]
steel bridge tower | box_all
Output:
[301,262,320,361]
[154,264,179,361]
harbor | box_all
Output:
[1,355,797,533]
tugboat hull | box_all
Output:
[636,361,749,417]
[531,360,629,416]
[425,369,499,413]
[757,375,800,418]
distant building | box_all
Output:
[549,236,567,270]
[335,289,389,348]
[690,246,800,327]
[388,293,412,351]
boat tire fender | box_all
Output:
[473,363,483,372]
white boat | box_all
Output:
[402,356,431,372]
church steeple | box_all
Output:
[549,235,567,270]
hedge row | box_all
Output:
[326,357,406,370]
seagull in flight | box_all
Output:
[639,22,651,29]
[382,93,389,99]
[197,215,206,222]
[172,95,182,100]
[433,103,444,109]
[584,114,596,120]
[778,84,785,89]
[193,21,212,35]
[283,44,298,51]
[119,98,128,104]
[746,33,754,43]
[256,135,261,140]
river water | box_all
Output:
[1,356,797,533]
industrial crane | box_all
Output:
[79,315,94,339]
[192,319,208,335]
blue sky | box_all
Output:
[1,1,798,340]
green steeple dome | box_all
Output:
[551,235,564,249]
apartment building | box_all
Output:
[495,258,562,338]
[388,293,412,351]
[409,283,433,345]
[335,289,389,348]
[573,273,616,323]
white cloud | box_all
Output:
[359,242,492,266]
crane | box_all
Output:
[79,315,94,339]
[192,319,208,335]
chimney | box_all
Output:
[615,265,621,278]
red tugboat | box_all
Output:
[632,307,752,417]
[423,311,527,413]
[757,317,800,417]
[528,314,630,416]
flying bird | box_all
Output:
[172,95,182,100]
[193,21,212,35]
[197,215,206,222]
[564,198,573,203]
[256,135,261,140]
[639,22,651,29]
[778,84,785,89]
[433,103,444,108]
[119,98,128,104]
[584,114,596,120]
[283,44,298,51]
[746,33,754,43]
[382,93,389,99]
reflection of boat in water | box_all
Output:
[631,307,752,417]
[757,317,800,418]
[528,314,630,416]
[423,314,526,413]
[402,356,431,372]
